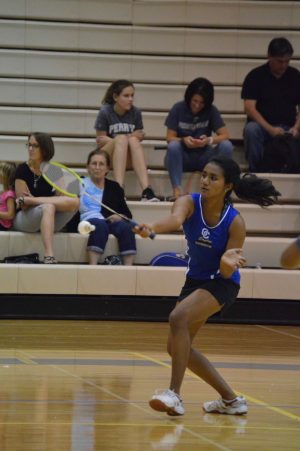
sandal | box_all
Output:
[43,256,58,264]
[167,195,178,202]
[167,193,187,202]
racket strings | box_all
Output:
[41,163,81,196]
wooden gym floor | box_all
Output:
[0,320,299,450]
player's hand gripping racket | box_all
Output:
[40,161,155,239]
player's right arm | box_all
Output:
[135,195,194,237]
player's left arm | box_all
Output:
[220,214,246,279]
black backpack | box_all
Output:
[3,253,40,264]
[263,134,300,173]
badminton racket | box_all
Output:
[40,161,155,239]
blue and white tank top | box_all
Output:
[183,193,240,284]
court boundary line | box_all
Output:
[0,421,299,433]
[133,351,300,423]
[16,349,232,451]
[256,325,300,340]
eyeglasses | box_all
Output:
[26,143,40,149]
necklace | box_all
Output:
[33,173,41,189]
[27,162,41,189]
[27,162,42,189]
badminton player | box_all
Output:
[135,155,280,416]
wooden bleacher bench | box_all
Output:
[0,106,246,140]
[0,232,296,268]
[0,78,242,113]
[72,167,300,204]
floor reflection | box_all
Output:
[149,424,184,450]
[202,412,248,435]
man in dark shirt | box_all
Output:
[241,37,300,172]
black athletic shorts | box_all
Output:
[178,276,240,308]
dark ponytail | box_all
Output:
[208,156,281,206]
[234,173,280,206]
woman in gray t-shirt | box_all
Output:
[95,79,159,202]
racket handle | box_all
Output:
[130,220,156,240]
[148,231,156,240]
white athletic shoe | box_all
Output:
[203,396,248,415]
[149,389,185,416]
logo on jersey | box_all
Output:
[195,228,212,248]
[109,123,135,136]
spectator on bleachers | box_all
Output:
[0,162,16,230]
[94,79,159,202]
[79,149,136,265]
[164,77,234,200]
[280,236,300,269]
[241,37,300,172]
[14,133,79,264]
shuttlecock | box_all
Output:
[78,220,96,235]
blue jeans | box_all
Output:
[87,218,136,255]
[244,121,290,172]
[164,140,234,188]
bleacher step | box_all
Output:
[0,232,296,268]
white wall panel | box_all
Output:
[4,19,300,57]
[0,20,25,47]
[2,0,131,23]
[2,50,299,84]
[0,0,26,18]
[133,1,298,30]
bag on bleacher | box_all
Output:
[3,253,40,264]
[263,133,300,173]
[150,252,188,267]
